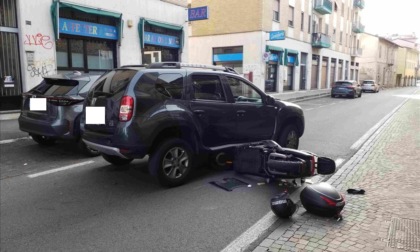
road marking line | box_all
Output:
[350,99,407,150]
[0,137,31,144]
[335,158,345,167]
[27,161,95,178]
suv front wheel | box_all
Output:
[149,138,194,187]
[278,124,299,149]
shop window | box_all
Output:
[56,38,115,72]
[87,40,114,70]
[71,39,83,68]
[56,39,69,67]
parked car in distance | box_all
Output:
[331,80,362,98]
[82,62,306,187]
[362,80,380,93]
[18,72,101,156]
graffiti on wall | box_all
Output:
[24,33,54,49]
[26,58,56,77]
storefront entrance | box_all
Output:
[0,0,22,111]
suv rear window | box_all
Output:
[334,81,352,86]
[30,79,89,96]
[363,81,374,84]
[91,70,137,95]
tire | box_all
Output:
[149,138,194,187]
[331,94,335,98]
[351,91,357,99]
[102,153,133,166]
[358,91,362,98]
[278,124,299,149]
[78,139,100,157]
[31,134,56,146]
[208,151,233,170]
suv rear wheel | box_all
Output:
[31,134,56,146]
[149,138,194,187]
[278,124,299,149]
[102,153,133,166]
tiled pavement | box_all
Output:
[252,93,420,252]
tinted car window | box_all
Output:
[155,74,184,99]
[226,77,262,104]
[334,81,353,86]
[192,75,225,101]
[30,79,88,96]
[363,81,374,84]
[91,70,137,95]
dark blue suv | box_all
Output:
[82,62,305,187]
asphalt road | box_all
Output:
[1,86,418,252]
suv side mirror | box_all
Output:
[266,95,275,105]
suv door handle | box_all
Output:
[236,110,246,116]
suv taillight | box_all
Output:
[119,96,134,122]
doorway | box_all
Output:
[143,51,162,64]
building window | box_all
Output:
[273,0,280,21]
[379,46,382,58]
[301,12,304,31]
[308,15,311,33]
[340,31,343,44]
[288,6,294,27]
[56,38,116,71]
[325,24,328,35]
[213,46,243,74]
[332,29,336,42]
[342,3,344,16]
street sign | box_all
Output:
[269,30,285,41]
[188,6,209,21]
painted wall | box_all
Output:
[17,0,188,92]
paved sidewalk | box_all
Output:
[252,93,420,252]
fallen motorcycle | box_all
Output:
[232,140,336,182]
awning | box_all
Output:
[138,18,184,51]
[284,49,300,66]
[266,45,284,65]
[266,45,284,52]
[51,0,123,42]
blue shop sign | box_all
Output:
[269,53,279,62]
[188,6,209,21]
[59,18,118,40]
[269,30,285,41]
[287,55,296,64]
[144,32,180,48]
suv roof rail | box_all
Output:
[120,65,147,68]
[147,62,239,74]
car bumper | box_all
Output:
[18,115,73,138]
[82,130,148,159]
[331,90,354,96]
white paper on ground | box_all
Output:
[29,98,47,111]
[86,106,105,125]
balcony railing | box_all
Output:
[314,0,333,15]
[354,0,365,9]
[350,47,363,56]
[352,22,365,33]
[312,33,331,48]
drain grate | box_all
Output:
[387,217,420,251]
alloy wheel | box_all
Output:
[162,147,189,179]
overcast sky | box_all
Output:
[362,0,420,41]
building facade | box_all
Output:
[358,33,398,88]
[188,0,363,93]
[0,0,188,110]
